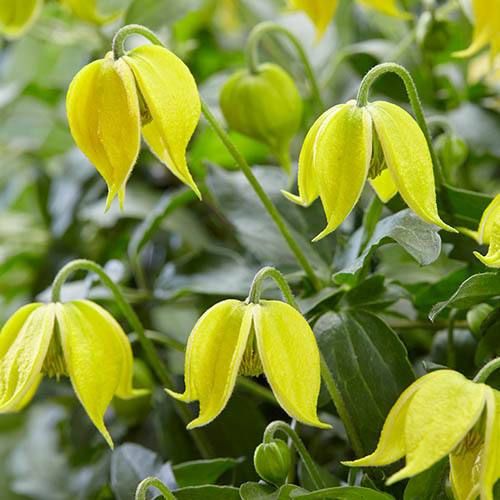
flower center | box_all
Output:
[452,429,483,456]
[368,130,387,179]
[42,326,67,380]
[239,327,263,377]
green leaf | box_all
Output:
[240,482,306,500]
[334,210,442,286]
[173,457,244,488]
[290,486,395,499]
[173,485,240,499]
[429,271,500,320]
[316,310,415,455]
[403,458,448,500]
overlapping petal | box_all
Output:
[0,0,43,38]
[253,300,329,428]
[124,45,201,199]
[480,388,500,500]
[66,54,141,209]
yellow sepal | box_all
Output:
[289,0,338,41]
[474,217,500,268]
[0,303,55,412]
[368,101,455,233]
[0,0,43,39]
[477,193,500,245]
[369,168,398,203]
[66,53,141,209]
[124,45,202,199]
[254,300,330,429]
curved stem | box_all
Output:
[474,357,500,384]
[247,266,299,307]
[263,421,325,489]
[447,309,457,369]
[51,259,213,459]
[112,24,163,59]
[201,99,322,291]
[245,21,324,108]
[135,477,175,500]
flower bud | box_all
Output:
[254,439,291,486]
[467,303,494,338]
[220,63,302,173]
[435,132,468,178]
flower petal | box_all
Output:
[289,0,338,40]
[56,302,127,448]
[253,300,329,428]
[387,370,487,484]
[312,102,372,241]
[369,168,398,203]
[477,193,500,245]
[0,0,43,38]
[167,300,253,429]
[474,216,500,268]
[368,101,455,232]
[344,370,445,468]
[66,54,141,209]
[0,304,54,412]
[124,45,201,199]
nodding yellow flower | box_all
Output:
[283,100,455,241]
[0,300,143,447]
[67,44,201,209]
[455,0,500,62]
[166,299,330,430]
[344,370,500,500]
[288,0,410,40]
[462,193,500,268]
[0,0,43,38]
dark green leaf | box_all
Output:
[290,486,394,499]
[240,482,306,500]
[173,485,240,499]
[403,458,448,500]
[173,457,244,488]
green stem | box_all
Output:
[247,266,299,306]
[447,309,457,369]
[201,100,322,291]
[263,421,325,489]
[474,357,500,384]
[50,259,213,459]
[245,21,324,108]
[135,477,175,500]
[112,24,163,59]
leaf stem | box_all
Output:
[135,477,175,500]
[245,21,324,108]
[263,420,325,489]
[201,100,322,291]
[50,259,213,459]
[474,357,500,384]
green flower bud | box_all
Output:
[254,439,292,486]
[416,11,451,52]
[435,132,468,179]
[220,63,303,174]
[467,303,494,339]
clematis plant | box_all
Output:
[289,0,409,40]
[167,269,329,430]
[66,25,201,209]
[344,369,500,500]
[0,299,142,447]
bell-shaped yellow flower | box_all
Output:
[64,0,120,25]
[67,44,201,209]
[166,299,330,430]
[0,300,142,447]
[0,0,43,39]
[289,0,409,40]
[344,370,500,500]
[455,0,500,62]
[283,100,455,241]
[462,193,500,268]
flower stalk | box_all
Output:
[135,477,175,500]
[474,357,500,384]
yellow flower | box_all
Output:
[67,44,201,209]
[344,370,500,500]
[0,300,142,447]
[283,99,455,241]
[166,299,329,430]
[462,193,500,268]
[63,0,120,25]
[455,0,500,62]
[288,0,409,40]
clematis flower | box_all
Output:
[283,99,455,241]
[462,193,500,268]
[166,299,329,430]
[344,370,500,500]
[0,300,143,447]
[454,0,500,62]
[289,0,409,40]
[67,44,201,209]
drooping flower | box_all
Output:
[454,0,500,62]
[0,300,143,447]
[344,370,500,500]
[67,43,201,209]
[282,99,456,241]
[462,193,500,268]
[288,0,410,40]
[166,299,329,429]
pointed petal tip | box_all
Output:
[312,226,335,242]
[281,189,310,207]
[165,387,192,403]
